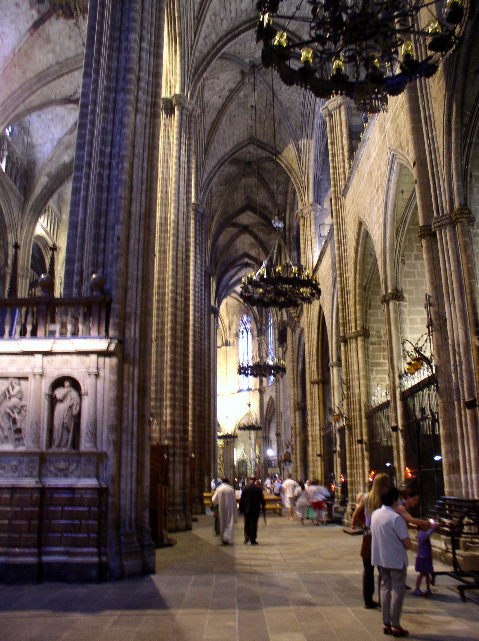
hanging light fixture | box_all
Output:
[256,0,468,113]
[238,357,287,378]
[240,66,321,308]
[237,403,263,431]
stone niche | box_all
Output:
[0,338,117,582]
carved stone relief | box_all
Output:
[42,455,97,479]
[0,456,39,479]
[0,378,27,448]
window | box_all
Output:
[239,314,252,389]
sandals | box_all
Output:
[383,624,392,635]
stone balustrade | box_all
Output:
[0,294,111,339]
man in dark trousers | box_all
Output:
[239,475,266,544]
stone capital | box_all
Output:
[329,360,342,368]
[431,215,453,232]
[451,207,475,227]
[418,224,435,238]
[160,97,174,117]
[192,201,206,218]
[295,203,322,220]
[340,328,370,342]
[321,95,351,119]
[172,93,197,114]
[381,289,404,305]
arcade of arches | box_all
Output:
[0,1,478,581]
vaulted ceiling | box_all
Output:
[0,0,330,303]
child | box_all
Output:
[413,521,439,595]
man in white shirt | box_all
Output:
[371,487,412,637]
[281,473,299,520]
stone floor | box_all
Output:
[1,513,479,641]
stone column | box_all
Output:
[63,0,166,577]
[221,438,236,483]
[189,201,212,512]
[322,96,367,501]
[83,354,98,450]
[151,93,195,531]
[27,353,43,449]
[431,212,479,496]
[380,290,406,478]
[451,208,479,496]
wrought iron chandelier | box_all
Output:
[238,358,287,378]
[237,404,263,431]
[240,63,321,308]
[48,0,88,19]
[240,218,321,308]
[256,0,467,113]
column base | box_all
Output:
[167,507,192,532]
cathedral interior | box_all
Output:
[0,0,478,582]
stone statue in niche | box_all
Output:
[0,378,27,448]
[51,379,81,450]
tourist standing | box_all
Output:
[371,487,412,637]
[351,472,391,609]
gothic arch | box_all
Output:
[382,155,417,295]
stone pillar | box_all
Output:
[296,203,321,272]
[431,212,479,496]
[451,208,479,496]
[151,93,195,531]
[222,439,235,483]
[84,354,98,450]
[189,202,212,512]
[322,96,367,502]
[27,353,43,449]
[380,290,406,478]
[63,0,166,577]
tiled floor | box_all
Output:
[1,513,479,641]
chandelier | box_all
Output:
[238,358,287,378]
[237,404,263,431]
[241,219,321,308]
[256,0,467,113]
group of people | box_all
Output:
[211,473,332,547]
[281,474,330,526]
[351,474,438,638]
[211,475,266,546]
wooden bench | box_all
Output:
[203,492,283,515]
[430,497,479,602]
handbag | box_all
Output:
[360,531,372,559]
